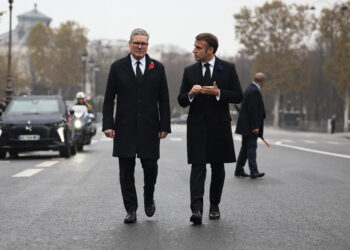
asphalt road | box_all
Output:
[0,124,349,250]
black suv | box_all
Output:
[0,95,77,159]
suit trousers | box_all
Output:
[118,157,158,212]
[236,136,258,173]
[190,163,225,212]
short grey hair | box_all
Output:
[254,72,265,83]
[130,28,149,42]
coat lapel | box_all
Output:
[195,62,204,86]
[122,54,137,83]
[212,57,223,87]
[142,54,151,83]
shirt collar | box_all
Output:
[202,57,216,68]
[252,82,261,90]
[130,54,146,66]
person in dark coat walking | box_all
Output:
[178,33,243,225]
[102,28,171,224]
[235,72,266,179]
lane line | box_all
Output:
[275,141,350,159]
[304,140,316,144]
[234,136,242,141]
[328,141,340,145]
[12,168,43,177]
[35,161,59,168]
[169,137,183,142]
[0,161,11,164]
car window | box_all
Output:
[6,99,61,114]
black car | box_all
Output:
[0,95,77,159]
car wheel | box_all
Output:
[9,151,18,158]
[0,150,6,159]
[59,142,72,158]
[71,140,77,155]
[77,142,84,151]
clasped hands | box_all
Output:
[104,129,168,139]
[188,82,219,99]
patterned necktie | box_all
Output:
[136,61,142,81]
[204,63,211,86]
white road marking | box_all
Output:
[170,137,183,142]
[328,141,340,145]
[234,136,242,141]
[101,138,112,142]
[91,140,98,145]
[12,168,43,177]
[0,161,11,164]
[281,139,293,143]
[274,141,350,159]
[304,140,316,144]
[35,161,59,168]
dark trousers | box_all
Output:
[236,136,258,173]
[190,163,225,212]
[118,157,158,212]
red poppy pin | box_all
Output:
[149,62,155,70]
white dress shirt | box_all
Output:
[201,57,215,77]
[252,82,261,91]
[130,54,146,75]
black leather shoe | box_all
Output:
[250,172,265,179]
[234,170,250,177]
[190,210,202,225]
[145,203,156,217]
[124,211,137,224]
[209,205,220,220]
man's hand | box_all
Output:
[201,81,219,96]
[252,129,259,134]
[104,129,115,138]
[188,85,202,99]
[158,131,168,139]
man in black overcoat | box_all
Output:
[102,28,171,224]
[178,33,243,225]
[235,72,266,179]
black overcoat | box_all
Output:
[235,83,266,138]
[102,54,171,159]
[178,57,243,164]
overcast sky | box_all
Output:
[0,0,331,57]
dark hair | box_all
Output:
[195,33,219,54]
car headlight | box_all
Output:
[0,129,2,137]
[74,120,82,129]
[56,127,65,142]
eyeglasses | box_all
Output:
[132,42,148,48]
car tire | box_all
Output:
[77,142,84,151]
[9,151,18,158]
[0,150,6,159]
[71,140,77,155]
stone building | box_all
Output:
[0,4,51,94]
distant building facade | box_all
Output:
[0,4,51,94]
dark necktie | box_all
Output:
[136,61,142,82]
[203,63,211,86]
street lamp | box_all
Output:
[88,58,95,98]
[81,49,88,93]
[5,0,14,105]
